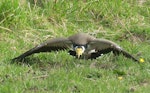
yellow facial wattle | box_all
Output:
[75,48,83,58]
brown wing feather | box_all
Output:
[88,39,121,51]
[12,38,72,61]
[88,39,139,62]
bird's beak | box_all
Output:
[75,48,83,58]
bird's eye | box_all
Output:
[73,44,77,48]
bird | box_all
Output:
[12,33,139,62]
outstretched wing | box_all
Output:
[88,39,139,62]
[12,38,72,61]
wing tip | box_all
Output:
[11,57,24,63]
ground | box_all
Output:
[0,0,150,93]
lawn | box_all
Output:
[0,0,150,93]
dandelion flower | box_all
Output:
[118,76,123,80]
[139,58,144,63]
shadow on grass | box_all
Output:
[10,56,77,71]
[11,57,42,65]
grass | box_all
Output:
[0,0,150,93]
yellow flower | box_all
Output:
[118,76,123,80]
[139,58,144,63]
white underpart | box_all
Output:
[88,49,103,56]
[88,49,96,54]
[100,54,104,56]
